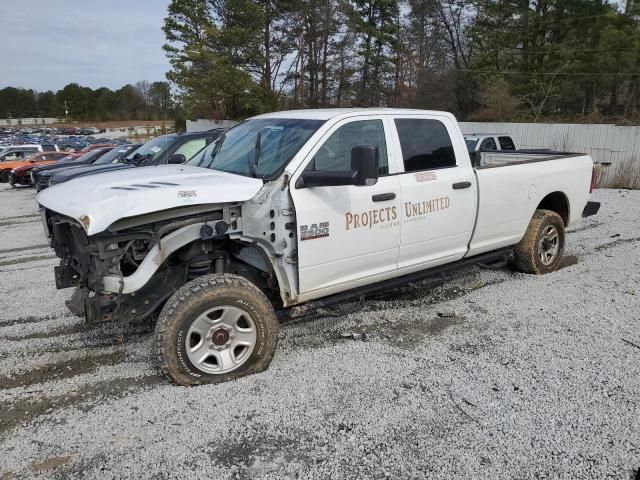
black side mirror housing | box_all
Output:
[297,170,358,188]
[168,153,186,164]
[351,145,379,186]
[296,144,379,189]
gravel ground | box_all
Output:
[0,184,638,479]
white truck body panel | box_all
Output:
[37,108,595,308]
[468,154,593,256]
[36,164,263,235]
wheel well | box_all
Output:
[537,192,569,226]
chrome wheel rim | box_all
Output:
[185,306,257,374]
[538,225,559,265]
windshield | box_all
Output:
[61,149,106,163]
[188,118,324,179]
[93,145,135,165]
[465,139,478,151]
[124,135,176,164]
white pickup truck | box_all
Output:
[37,108,600,385]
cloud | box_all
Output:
[0,0,172,92]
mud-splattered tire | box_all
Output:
[155,274,278,386]
[0,169,10,183]
[513,209,565,274]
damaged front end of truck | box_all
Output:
[37,165,291,324]
[45,207,256,322]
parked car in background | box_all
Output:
[78,143,114,153]
[0,151,72,183]
[32,148,114,191]
[0,144,59,162]
[45,131,224,187]
[464,134,518,152]
[37,144,141,191]
[8,150,104,187]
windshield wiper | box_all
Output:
[205,133,226,168]
[132,153,152,166]
[249,132,261,178]
[124,152,141,164]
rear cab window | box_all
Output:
[498,136,516,150]
[393,118,457,172]
[479,137,497,151]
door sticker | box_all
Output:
[344,196,450,231]
[415,171,437,182]
[345,207,397,230]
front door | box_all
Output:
[290,116,402,298]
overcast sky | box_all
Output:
[0,0,172,92]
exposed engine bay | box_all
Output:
[44,207,280,323]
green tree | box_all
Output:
[346,0,401,106]
[0,87,37,118]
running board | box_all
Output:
[289,248,512,318]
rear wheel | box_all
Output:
[154,274,278,386]
[513,209,565,274]
[0,170,10,183]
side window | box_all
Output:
[394,118,456,172]
[479,137,497,150]
[498,136,516,150]
[174,138,207,160]
[312,120,388,175]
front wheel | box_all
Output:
[513,209,565,274]
[154,274,279,386]
[0,169,10,183]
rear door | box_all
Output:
[290,115,402,297]
[389,115,476,271]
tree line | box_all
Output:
[0,81,173,121]
[164,0,640,123]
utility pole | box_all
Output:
[64,101,68,122]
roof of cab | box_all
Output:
[250,108,457,121]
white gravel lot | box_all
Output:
[0,184,638,479]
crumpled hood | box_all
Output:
[37,164,264,235]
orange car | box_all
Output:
[0,151,77,183]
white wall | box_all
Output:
[460,122,640,188]
[0,117,59,126]
[186,119,238,132]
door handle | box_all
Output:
[452,181,472,190]
[372,193,396,202]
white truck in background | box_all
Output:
[464,133,518,152]
[37,108,600,386]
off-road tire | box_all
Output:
[0,169,10,183]
[513,209,565,274]
[155,274,278,386]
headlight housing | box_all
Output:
[78,215,91,232]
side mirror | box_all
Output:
[168,153,186,164]
[296,144,379,189]
[351,145,379,186]
[297,170,358,188]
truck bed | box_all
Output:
[472,150,584,168]
[467,151,594,257]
